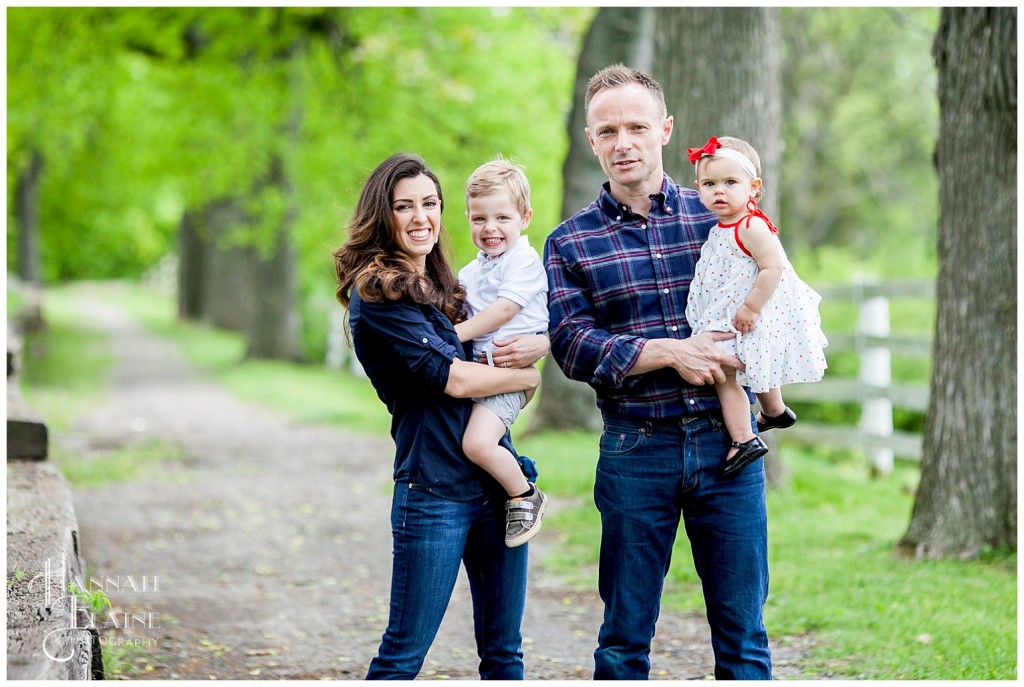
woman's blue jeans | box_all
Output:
[593,413,772,680]
[365,482,528,680]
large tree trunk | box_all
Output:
[654,7,783,219]
[244,92,304,365]
[245,219,302,361]
[15,148,45,331]
[244,19,305,362]
[201,199,256,332]
[177,198,256,331]
[531,7,656,433]
[899,8,1016,559]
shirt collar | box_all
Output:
[597,174,678,222]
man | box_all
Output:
[543,64,772,680]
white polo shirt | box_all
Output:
[457,234,549,355]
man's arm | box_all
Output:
[628,332,742,386]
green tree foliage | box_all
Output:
[9,8,941,355]
[780,7,940,277]
[7,7,592,357]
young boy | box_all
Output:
[455,158,549,548]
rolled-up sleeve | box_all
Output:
[355,299,463,393]
[544,235,645,390]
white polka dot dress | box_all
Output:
[684,221,828,394]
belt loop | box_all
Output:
[643,421,653,437]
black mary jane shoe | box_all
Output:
[721,436,769,479]
[755,407,797,433]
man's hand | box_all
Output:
[483,333,550,369]
[631,332,743,385]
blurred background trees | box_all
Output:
[8,6,940,361]
[8,6,1017,556]
[8,6,592,356]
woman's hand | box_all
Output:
[522,367,542,406]
[482,333,550,368]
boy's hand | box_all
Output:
[733,305,758,334]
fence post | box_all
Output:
[325,307,365,378]
[326,306,346,371]
[856,277,894,475]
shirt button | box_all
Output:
[671,326,678,332]
[615,216,622,221]
[655,253,662,259]
[667,207,673,214]
[421,338,428,344]
[689,399,696,405]
[663,288,670,294]
[641,224,647,230]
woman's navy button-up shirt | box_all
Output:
[348,290,513,501]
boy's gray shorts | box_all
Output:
[473,391,526,429]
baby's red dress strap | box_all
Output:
[718,200,779,257]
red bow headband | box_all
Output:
[687,136,758,180]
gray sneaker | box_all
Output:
[504,487,548,548]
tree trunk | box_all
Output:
[245,225,302,361]
[654,7,783,219]
[899,8,1016,559]
[244,137,304,362]
[177,208,204,321]
[531,7,656,433]
[201,199,256,332]
[244,17,305,362]
[15,148,45,331]
[15,148,44,284]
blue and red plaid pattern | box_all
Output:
[543,175,724,420]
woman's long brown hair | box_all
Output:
[333,153,465,323]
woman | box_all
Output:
[333,153,548,680]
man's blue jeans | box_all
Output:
[366,482,528,680]
[593,413,771,680]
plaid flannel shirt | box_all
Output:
[543,174,725,420]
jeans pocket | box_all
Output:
[599,425,646,456]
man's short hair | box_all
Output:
[585,63,667,120]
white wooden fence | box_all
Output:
[780,277,935,474]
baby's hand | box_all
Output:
[733,305,758,334]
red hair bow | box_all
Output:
[687,136,721,164]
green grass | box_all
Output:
[19,288,114,431]
[515,430,1017,680]
[17,285,190,486]
[53,437,190,487]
